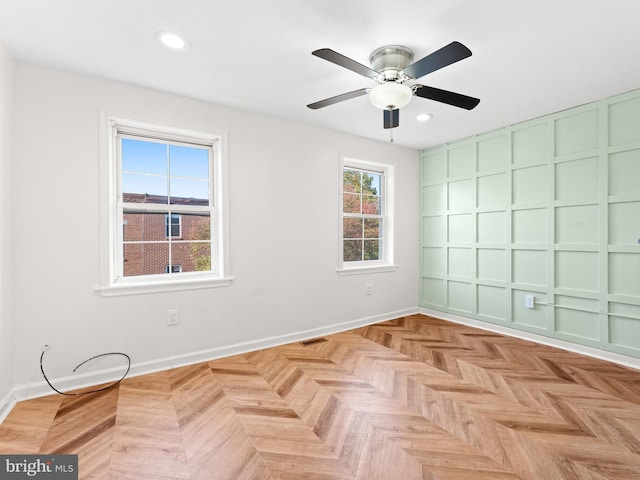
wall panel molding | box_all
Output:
[420,88,640,360]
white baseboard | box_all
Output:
[6,305,635,424]
[419,307,640,371]
[0,389,17,425]
[2,307,419,419]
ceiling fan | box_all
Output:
[307,42,480,129]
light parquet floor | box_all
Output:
[2,314,640,479]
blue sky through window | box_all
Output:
[121,138,209,201]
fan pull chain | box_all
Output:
[389,128,394,143]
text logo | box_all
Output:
[0,455,78,479]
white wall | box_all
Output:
[0,43,14,410]
[11,63,419,392]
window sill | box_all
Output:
[95,276,234,296]
[336,264,399,276]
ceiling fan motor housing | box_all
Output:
[369,45,414,81]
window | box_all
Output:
[165,213,182,238]
[339,157,396,274]
[343,167,383,261]
[98,116,231,295]
[120,135,212,278]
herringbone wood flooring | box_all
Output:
[2,314,640,479]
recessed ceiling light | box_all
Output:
[156,32,190,50]
[416,112,433,122]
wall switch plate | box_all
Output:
[524,295,535,309]
[168,309,180,326]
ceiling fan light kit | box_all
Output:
[308,41,480,131]
[369,82,412,110]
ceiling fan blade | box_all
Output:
[403,41,472,80]
[383,109,399,129]
[307,88,369,110]
[312,48,380,79]
[413,85,480,110]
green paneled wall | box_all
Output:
[420,89,640,359]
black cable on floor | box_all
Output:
[40,349,131,396]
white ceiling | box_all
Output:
[1,0,639,149]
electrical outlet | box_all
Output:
[168,309,180,326]
[524,295,535,309]
[365,284,373,295]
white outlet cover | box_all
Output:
[168,309,180,325]
[524,295,535,309]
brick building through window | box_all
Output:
[122,193,211,277]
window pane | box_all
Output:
[181,213,211,241]
[343,193,361,214]
[362,195,381,215]
[170,145,209,179]
[362,172,381,195]
[124,212,169,241]
[170,178,209,205]
[123,243,169,276]
[123,212,142,242]
[363,240,380,261]
[343,218,363,239]
[122,174,168,203]
[363,218,380,238]
[343,169,361,193]
[172,242,212,272]
[343,239,362,262]
[121,138,167,175]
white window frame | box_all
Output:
[337,156,398,275]
[97,113,232,295]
